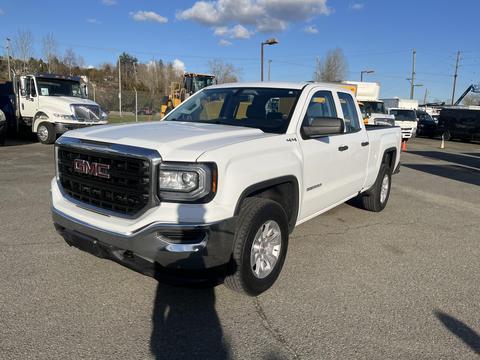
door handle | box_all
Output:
[338,145,349,152]
[361,141,369,146]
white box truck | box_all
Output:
[382,98,418,110]
[343,81,395,126]
[382,98,419,140]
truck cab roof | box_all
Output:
[206,81,358,94]
[33,73,81,82]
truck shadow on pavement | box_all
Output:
[408,151,480,170]
[402,164,480,186]
[150,204,231,360]
[434,310,480,354]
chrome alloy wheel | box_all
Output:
[250,220,282,279]
[380,174,390,204]
[37,125,49,142]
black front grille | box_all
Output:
[57,146,151,216]
[72,105,101,121]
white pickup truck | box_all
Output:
[51,82,402,296]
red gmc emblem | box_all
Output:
[73,159,110,179]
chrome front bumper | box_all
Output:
[52,207,236,275]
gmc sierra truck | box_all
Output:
[51,82,402,296]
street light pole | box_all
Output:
[268,60,272,81]
[6,38,12,81]
[360,70,374,82]
[118,55,122,117]
[261,38,278,81]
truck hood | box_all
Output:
[40,96,99,107]
[65,121,273,161]
[39,96,101,114]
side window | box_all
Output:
[338,92,360,132]
[304,90,337,126]
[24,78,31,97]
[30,78,36,97]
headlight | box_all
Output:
[54,145,60,181]
[159,162,216,202]
[0,110,5,121]
[100,109,108,120]
[53,113,75,120]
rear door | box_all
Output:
[336,91,370,192]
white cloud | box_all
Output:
[304,25,318,34]
[177,0,330,33]
[219,39,232,46]
[173,59,185,74]
[130,11,168,24]
[101,0,117,5]
[349,3,364,10]
[214,25,253,39]
[86,18,102,24]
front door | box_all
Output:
[299,89,369,220]
[19,76,38,122]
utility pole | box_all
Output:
[6,38,12,81]
[409,48,416,99]
[451,51,461,105]
[118,55,122,117]
[315,56,320,81]
[268,60,272,81]
[423,88,428,105]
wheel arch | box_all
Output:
[234,176,300,233]
[382,147,397,170]
[33,112,50,133]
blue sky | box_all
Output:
[1,0,479,102]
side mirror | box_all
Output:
[302,117,345,138]
[20,77,27,96]
[82,84,88,97]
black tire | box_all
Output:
[224,198,289,296]
[0,131,5,146]
[360,164,392,212]
[36,121,56,144]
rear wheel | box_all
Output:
[224,198,289,296]
[37,121,56,144]
[360,164,392,212]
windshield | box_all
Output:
[192,77,215,93]
[361,101,386,115]
[164,87,301,134]
[418,112,435,123]
[390,109,416,121]
[36,78,84,97]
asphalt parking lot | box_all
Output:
[1,136,479,360]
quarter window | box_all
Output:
[338,92,360,132]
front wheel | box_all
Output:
[37,121,56,144]
[224,198,289,296]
